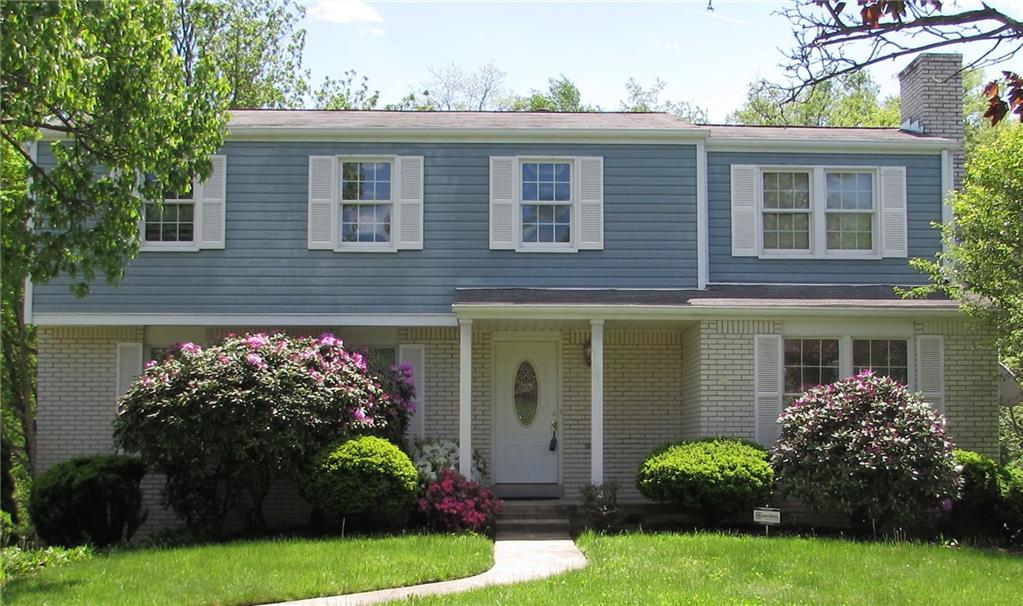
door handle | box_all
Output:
[549,419,558,451]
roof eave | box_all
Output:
[452,302,962,320]
[224,126,712,143]
[707,136,957,154]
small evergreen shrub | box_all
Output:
[579,482,622,532]
[418,469,501,532]
[303,436,418,531]
[948,450,1002,537]
[637,438,773,523]
[28,455,146,547]
[773,372,960,532]
[408,438,489,484]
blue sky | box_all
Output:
[300,1,1023,122]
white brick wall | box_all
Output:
[898,53,964,186]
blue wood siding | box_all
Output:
[707,152,942,285]
[33,142,698,315]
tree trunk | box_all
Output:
[1,287,37,476]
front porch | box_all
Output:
[446,318,696,500]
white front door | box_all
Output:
[493,339,559,485]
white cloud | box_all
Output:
[307,1,383,24]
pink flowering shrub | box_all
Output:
[418,469,501,532]
[113,332,414,537]
[772,371,960,532]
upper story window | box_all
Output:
[521,162,572,246]
[825,172,875,252]
[144,184,195,244]
[762,171,811,251]
[759,168,877,257]
[341,160,393,245]
[732,164,903,260]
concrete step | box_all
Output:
[498,501,578,519]
[496,517,571,535]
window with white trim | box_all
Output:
[520,161,572,246]
[825,172,875,252]
[144,184,194,243]
[762,171,811,251]
[340,160,393,245]
[853,338,908,384]
[756,167,879,258]
[783,338,839,405]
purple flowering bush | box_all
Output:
[113,332,415,537]
[772,371,960,532]
[418,469,502,533]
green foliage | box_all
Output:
[173,0,308,109]
[727,72,899,127]
[303,436,418,531]
[909,124,1023,379]
[1000,465,1023,545]
[949,450,1003,537]
[620,77,707,124]
[28,455,146,548]
[773,372,960,532]
[313,69,380,110]
[510,76,593,112]
[114,333,413,537]
[0,545,92,588]
[636,438,774,522]
[1001,401,1023,464]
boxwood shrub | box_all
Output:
[303,436,418,531]
[29,455,147,547]
[636,438,773,523]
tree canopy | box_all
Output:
[779,1,1022,125]
[727,71,899,127]
[909,124,1023,377]
[1,0,229,469]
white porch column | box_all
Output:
[590,319,604,484]
[458,319,473,477]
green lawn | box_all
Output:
[401,532,1022,605]
[2,533,492,606]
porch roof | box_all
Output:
[452,285,958,319]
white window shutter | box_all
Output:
[308,156,337,250]
[880,166,908,258]
[916,335,945,413]
[196,154,227,249]
[576,156,604,250]
[489,156,516,250]
[754,334,783,446]
[398,344,426,440]
[731,165,758,257]
[116,342,143,399]
[395,156,424,250]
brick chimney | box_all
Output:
[898,53,964,186]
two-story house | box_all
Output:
[30,54,999,528]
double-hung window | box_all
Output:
[755,167,880,258]
[144,184,195,246]
[853,338,909,384]
[520,161,572,247]
[783,338,840,405]
[340,160,393,246]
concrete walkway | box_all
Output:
[265,532,587,606]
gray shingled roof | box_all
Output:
[454,285,954,309]
[226,110,953,144]
[228,110,698,131]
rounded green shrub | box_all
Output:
[303,436,418,531]
[948,450,1002,537]
[29,455,147,547]
[637,438,774,522]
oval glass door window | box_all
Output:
[514,361,539,426]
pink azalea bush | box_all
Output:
[418,469,501,532]
[114,332,415,537]
[772,371,960,532]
